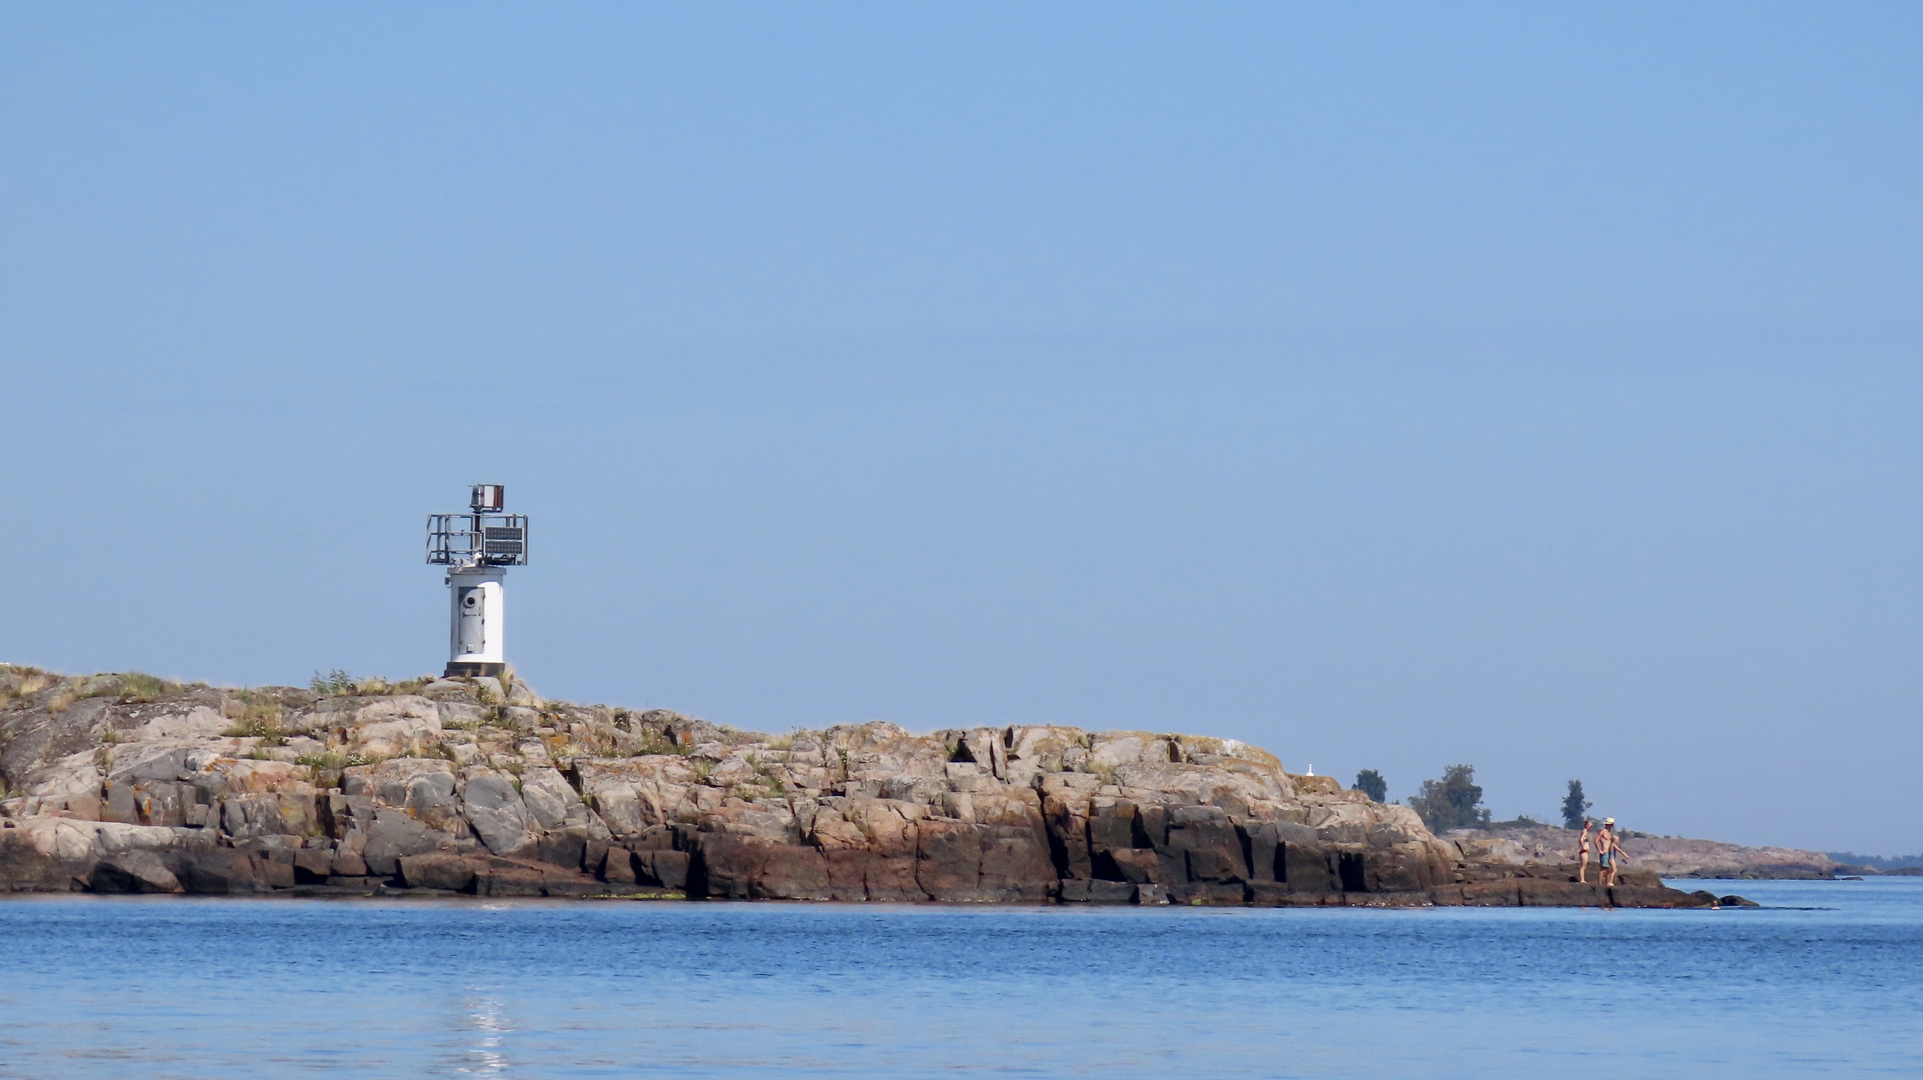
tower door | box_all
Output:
[456,587,487,654]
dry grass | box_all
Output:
[224,691,286,741]
[5,668,183,711]
[749,758,787,797]
[631,731,688,757]
[0,666,44,709]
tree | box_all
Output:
[1352,769,1387,803]
[1561,779,1592,830]
[1409,764,1489,831]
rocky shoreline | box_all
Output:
[1447,824,1841,880]
[1,666,1745,909]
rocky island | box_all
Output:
[0,666,1742,908]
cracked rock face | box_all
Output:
[0,665,1720,908]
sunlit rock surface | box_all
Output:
[0,665,1730,908]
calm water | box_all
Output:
[1,879,1918,1078]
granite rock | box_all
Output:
[0,665,1747,909]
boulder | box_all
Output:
[636,850,690,890]
[0,831,72,892]
[1005,726,1084,773]
[1059,878,1135,904]
[1163,805,1247,884]
[361,808,453,876]
[346,697,443,759]
[1519,879,1606,907]
[179,849,271,894]
[1098,848,1165,885]
[474,865,547,897]
[459,769,534,855]
[599,847,638,884]
[914,820,984,901]
[518,768,588,830]
[293,848,334,884]
[399,853,478,892]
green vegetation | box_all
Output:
[1408,764,1490,831]
[115,672,174,702]
[749,756,787,797]
[227,690,286,739]
[296,749,350,770]
[1352,769,1387,803]
[1561,779,1592,829]
[221,696,286,744]
[310,669,358,695]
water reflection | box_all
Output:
[459,992,512,1076]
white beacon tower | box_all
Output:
[427,484,529,678]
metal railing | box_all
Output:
[427,513,530,567]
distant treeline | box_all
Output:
[1350,765,1596,833]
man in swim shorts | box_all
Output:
[1597,818,1621,887]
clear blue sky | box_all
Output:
[2,4,1918,854]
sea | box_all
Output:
[1,878,1918,1078]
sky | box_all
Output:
[1,3,1918,854]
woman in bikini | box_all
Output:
[1578,819,1594,884]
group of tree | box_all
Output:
[1406,764,1491,830]
[1350,768,1387,803]
[1347,767,1599,833]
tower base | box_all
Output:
[445,662,506,679]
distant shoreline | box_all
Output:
[1443,822,1852,880]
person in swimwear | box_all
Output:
[1597,817,1621,887]
[1578,819,1594,884]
